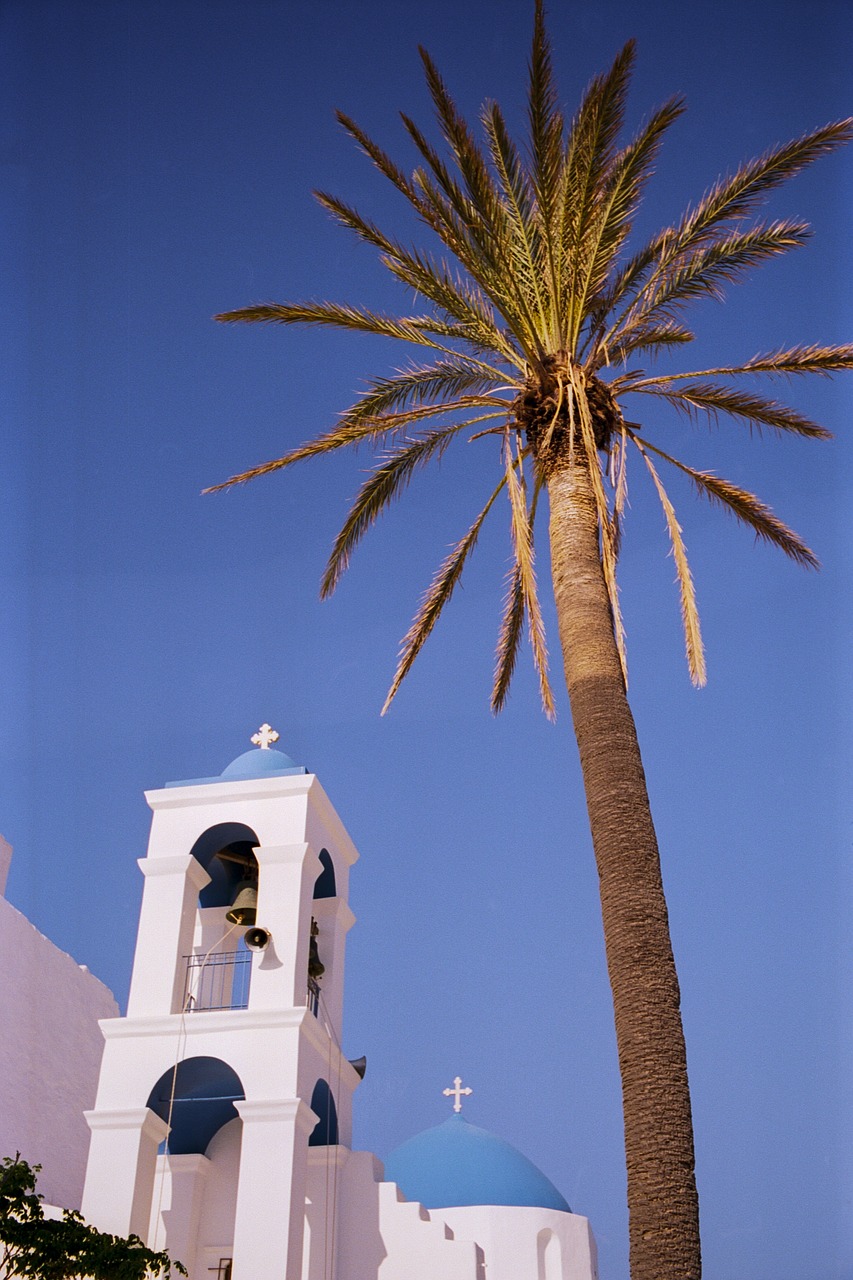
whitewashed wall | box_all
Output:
[0,837,118,1210]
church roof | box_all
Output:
[383,1114,570,1212]
[165,739,307,788]
[219,747,301,779]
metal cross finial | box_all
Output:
[443,1076,473,1113]
[251,723,280,750]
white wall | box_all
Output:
[437,1205,598,1280]
[0,846,118,1211]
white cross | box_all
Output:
[443,1076,472,1113]
[251,723,280,750]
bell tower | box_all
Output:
[81,729,361,1280]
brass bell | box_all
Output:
[226,879,258,926]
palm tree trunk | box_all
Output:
[547,455,701,1280]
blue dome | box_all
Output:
[220,748,298,779]
[383,1115,570,1212]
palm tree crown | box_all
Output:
[212,6,851,715]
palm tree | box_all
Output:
[210,8,852,1277]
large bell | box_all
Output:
[226,879,258,927]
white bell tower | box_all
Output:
[81,729,361,1280]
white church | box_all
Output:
[0,728,599,1280]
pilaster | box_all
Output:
[249,844,321,1011]
[81,1107,170,1241]
[127,856,211,1017]
[231,1098,318,1280]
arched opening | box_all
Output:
[308,1079,339,1147]
[189,823,260,909]
[312,849,336,899]
[147,1056,245,1155]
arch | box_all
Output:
[147,1056,245,1155]
[308,1079,339,1147]
[189,823,260,908]
[312,849,336,899]
[537,1229,563,1280]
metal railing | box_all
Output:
[184,950,251,1012]
[307,976,320,1016]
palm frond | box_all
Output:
[204,399,506,493]
[600,117,852,333]
[607,318,695,363]
[348,359,510,420]
[379,246,525,365]
[314,190,510,355]
[482,101,549,335]
[611,422,629,559]
[401,68,546,353]
[627,380,831,438]
[562,42,637,347]
[575,97,685,341]
[382,478,506,713]
[504,433,555,717]
[312,190,396,256]
[633,439,706,685]
[400,107,519,298]
[673,117,853,247]
[628,435,819,567]
[615,220,810,335]
[417,49,509,242]
[623,343,853,383]
[410,163,545,358]
[492,474,545,712]
[335,110,429,211]
[492,567,524,714]
[337,107,513,296]
[400,111,479,226]
[528,0,565,333]
[321,423,471,597]
[203,424,392,493]
[214,300,464,348]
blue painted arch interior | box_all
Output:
[189,822,260,909]
[147,1056,245,1155]
[313,849,336,899]
[308,1079,339,1146]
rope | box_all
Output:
[151,920,240,1251]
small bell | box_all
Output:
[226,880,258,927]
[308,917,325,980]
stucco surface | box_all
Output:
[0,879,118,1210]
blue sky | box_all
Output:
[2,2,851,1278]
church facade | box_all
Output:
[6,733,598,1280]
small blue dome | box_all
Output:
[220,748,298,779]
[383,1114,570,1212]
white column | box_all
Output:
[249,844,321,1012]
[127,855,211,1017]
[155,1153,211,1277]
[230,1098,318,1280]
[82,1107,170,1241]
